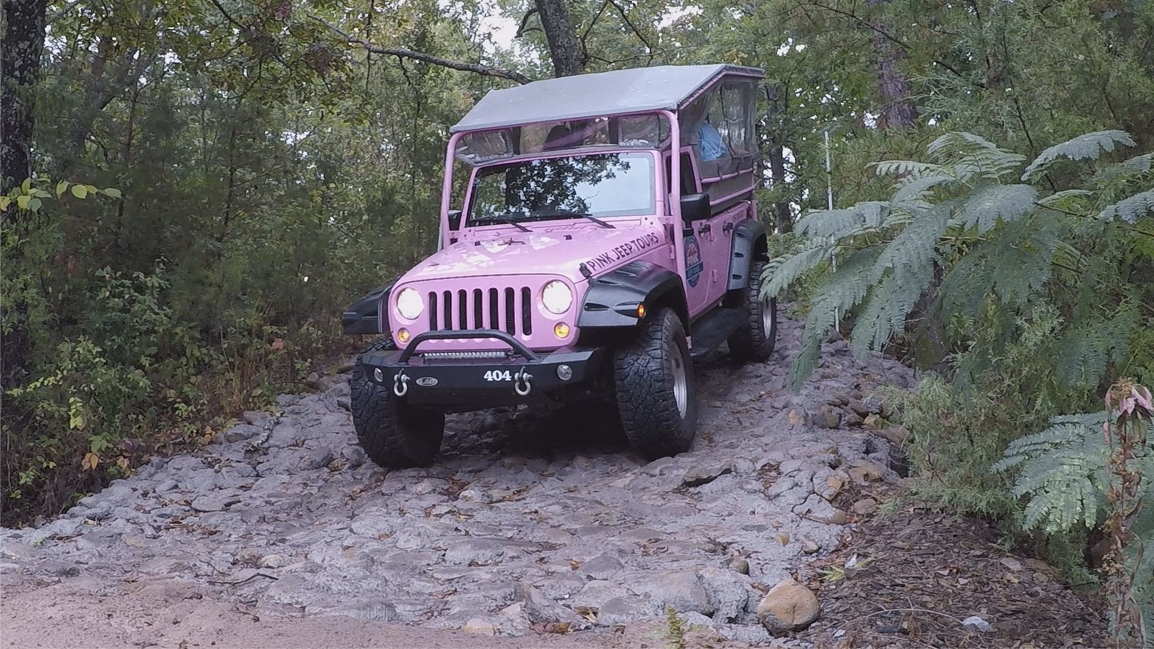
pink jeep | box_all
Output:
[341,64,776,467]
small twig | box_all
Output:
[208,571,279,585]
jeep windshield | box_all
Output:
[466,152,655,227]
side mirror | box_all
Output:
[448,209,463,230]
[680,193,711,223]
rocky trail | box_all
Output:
[1,313,919,648]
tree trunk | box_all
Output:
[764,84,792,233]
[866,0,917,130]
[1,0,47,391]
[1,0,48,193]
[533,0,583,77]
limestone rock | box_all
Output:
[643,572,713,616]
[756,578,821,634]
[462,618,497,635]
[302,446,334,470]
[682,460,735,487]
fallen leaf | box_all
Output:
[1000,557,1024,572]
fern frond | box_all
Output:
[761,240,836,299]
[785,248,882,389]
[871,160,943,178]
[795,202,890,239]
[870,202,951,284]
[1099,189,1154,224]
[940,215,1058,318]
[927,132,1001,160]
[995,412,1110,533]
[1092,153,1152,183]
[892,174,956,205]
[853,262,939,357]
[927,132,1025,180]
[1037,189,1093,214]
[961,184,1038,232]
[1022,130,1136,180]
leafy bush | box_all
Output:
[996,383,1154,644]
[763,130,1153,390]
[763,130,1154,603]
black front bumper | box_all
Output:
[360,330,607,407]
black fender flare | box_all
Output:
[727,219,769,291]
[342,282,394,335]
[577,261,688,329]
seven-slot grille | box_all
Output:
[428,287,533,336]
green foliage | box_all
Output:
[993,413,1111,533]
[766,131,1152,391]
[1022,131,1137,180]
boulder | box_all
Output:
[756,578,820,634]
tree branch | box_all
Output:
[606,0,654,63]
[312,16,532,85]
[799,0,984,89]
[515,8,539,38]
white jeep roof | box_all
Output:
[449,64,765,134]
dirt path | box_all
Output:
[1,313,917,648]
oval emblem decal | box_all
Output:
[415,376,438,387]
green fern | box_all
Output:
[994,413,1111,533]
[961,184,1038,232]
[766,129,1146,390]
[870,159,943,178]
[1022,130,1136,180]
[1099,189,1154,224]
[762,239,836,300]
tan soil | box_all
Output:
[0,579,752,649]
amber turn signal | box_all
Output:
[553,323,570,339]
[636,304,646,318]
[397,328,411,343]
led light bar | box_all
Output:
[421,350,510,361]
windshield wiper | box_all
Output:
[474,215,531,232]
[537,209,616,229]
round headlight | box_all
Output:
[541,281,573,315]
[396,288,424,320]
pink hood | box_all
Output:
[400,222,668,284]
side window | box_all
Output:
[700,89,730,162]
[721,81,756,156]
[664,153,700,197]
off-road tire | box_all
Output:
[613,308,697,459]
[727,260,777,362]
[350,338,445,468]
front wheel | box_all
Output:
[350,338,445,468]
[613,308,697,459]
[728,259,777,362]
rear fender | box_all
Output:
[577,261,687,329]
[727,219,768,291]
[342,283,393,335]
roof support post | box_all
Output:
[439,132,465,248]
[659,109,689,301]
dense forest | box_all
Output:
[2,0,1153,641]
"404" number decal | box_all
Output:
[483,370,513,382]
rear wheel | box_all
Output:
[728,259,777,362]
[350,338,445,468]
[613,308,697,459]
